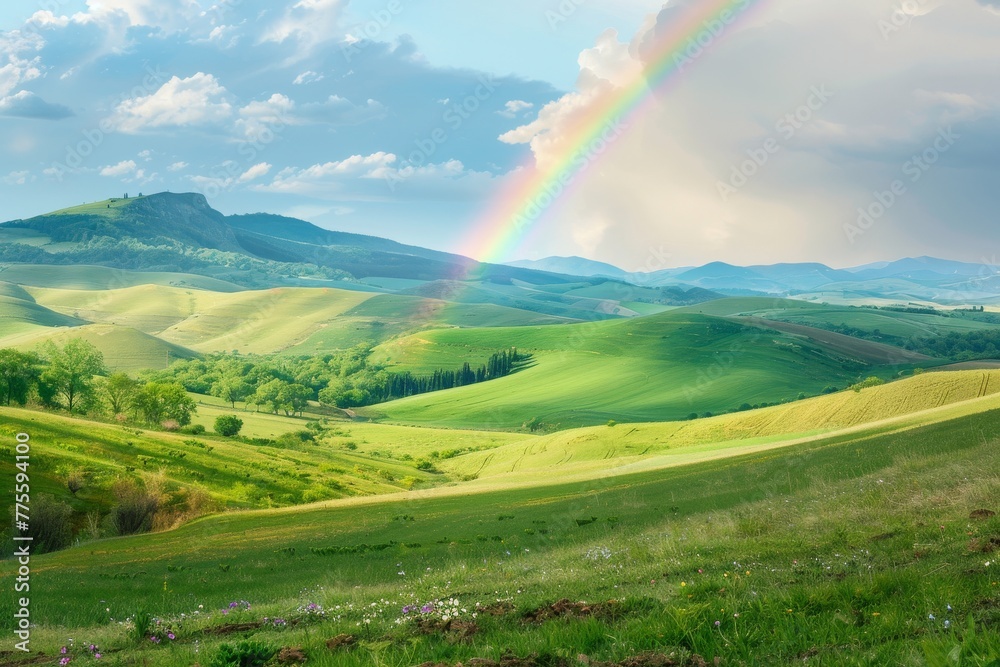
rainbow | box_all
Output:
[461,0,763,267]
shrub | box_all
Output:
[851,376,886,393]
[275,430,314,448]
[606,420,618,427]
[109,479,159,536]
[21,495,73,554]
[67,470,85,495]
[210,640,277,667]
[161,419,181,432]
[181,423,206,435]
[214,415,244,437]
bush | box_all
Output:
[21,495,73,554]
[161,419,181,432]
[275,430,314,448]
[851,376,886,393]
[214,415,244,437]
[109,479,159,536]
[210,640,277,667]
[181,424,206,435]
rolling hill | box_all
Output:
[0,192,580,289]
[2,367,997,666]
[364,305,933,428]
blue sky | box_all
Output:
[1,0,999,269]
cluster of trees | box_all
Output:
[819,321,1000,361]
[0,340,196,427]
[149,344,527,411]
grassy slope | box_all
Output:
[680,296,999,337]
[9,324,199,373]
[23,284,376,354]
[0,264,244,291]
[1,398,997,665]
[365,309,926,429]
[12,286,583,359]
[283,293,579,355]
[440,369,1000,481]
[0,406,526,513]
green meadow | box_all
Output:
[1,265,999,665]
[1,394,998,665]
[364,310,931,429]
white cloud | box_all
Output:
[110,72,233,133]
[0,91,73,119]
[260,0,346,55]
[238,162,272,183]
[293,70,325,85]
[236,92,385,139]
[28,11,70,28]
[83,0,203,31]
[167,161,189,171]
[492,0,1000,267]
[263,153,397,194]
[257,153,497,201]
[3,170,31,186]
[0,30,43,98]
[498,99,534,119]
[100,160,137,177]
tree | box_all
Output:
[277,382,312,416]
[214,414,243,437]
[252,378,287,414]
[134,382,196,426]
[211,375,252,409]
[0,349,42,406]
[39,339,105,412]
[100,372,140,417]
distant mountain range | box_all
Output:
[2,193,998,307]
[507,255,1000,304]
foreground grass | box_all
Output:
[1,406,998,665]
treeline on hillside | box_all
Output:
[146,344,528,411]
[0,340,197,428]
[816,322,1000,361]
[0,236,352,287]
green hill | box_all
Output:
[11,323,199,372]
[0,193,585,295]
[0,264,245,291]
[439,369,1000,481]
[364,308,928,429]
[2,381,997,665]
